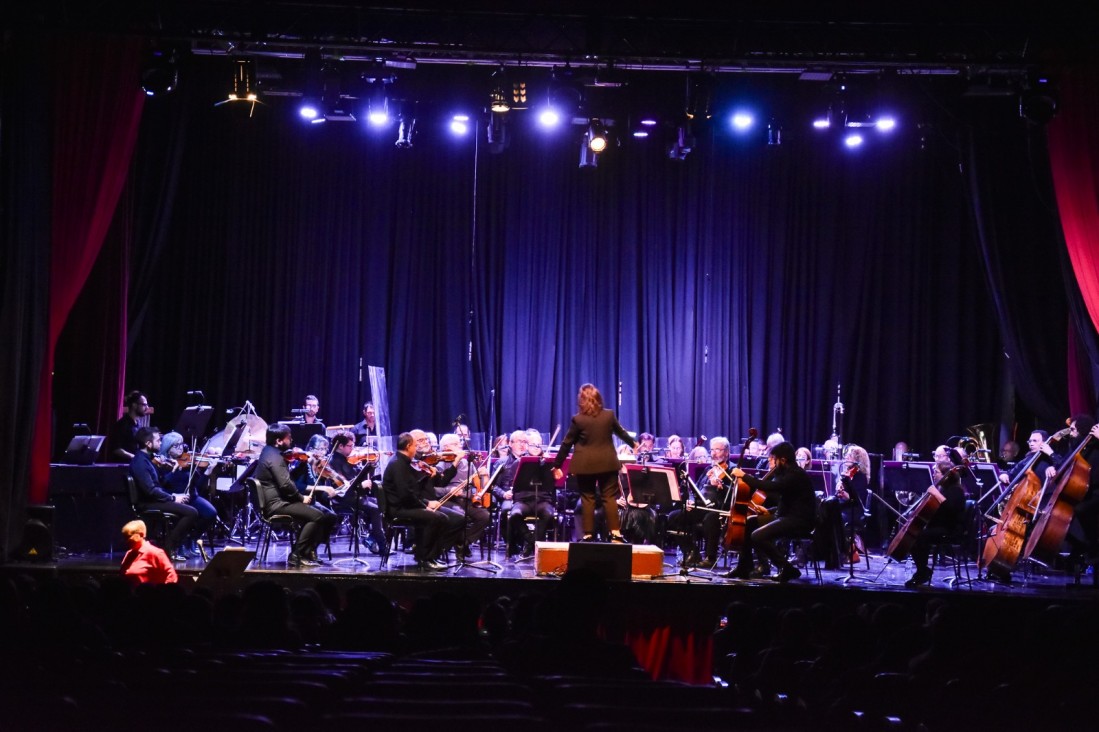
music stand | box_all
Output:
[62,435,105,465]
[290,423,325,449]
[511,456,556,562]
[624,464,680,508]
[332,467,376,570]
[175,406,214,448]
[451,452,503,575]
[194,548,256,595]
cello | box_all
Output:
[980,427,1070,576]
[886,463,961,561]
[1022,427,1096,565]
[721,428,760,550]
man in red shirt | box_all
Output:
[119,520,179,585]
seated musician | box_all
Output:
[300,394,324,427]
[434,432,492,560]
[329,430,384,554]
[755,432,786,470]
[491,430,528,557]
[509,428,557,558]
[381,431,465,571]
[666,436,735,570]
[723,442,819,583]
[157,431,217,559]
[664,434,685,460]
[255,424,339,568]
[119,519,178,585]
[1065,417,1099,560]
[795,446,812,470]
[905,460,967,587]
[130,426,199,562]
[998,430,1059,486]
[818,443,870,569]
[295,434,340,508]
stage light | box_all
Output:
[486,110,509,153]
[396,115,415,148]
[579,134,599,168]
[450,114,470,135]
[633,129,649,138]
[215,58,263,116]
[362,67,395,127]
[686,72,714,120]
[875,116,897,132]
[299,102,321,122]
[730,111,755,132]
[140,48,178,98]
[490,66,510,113]
[538,106,561,128]
[587,119,608,152]
[844,132,864,148]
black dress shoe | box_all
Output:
[286,553,304,567]
[774,566,802,583]
[721,567,753,580]
[904,568,933,588]
[680,551,702,568]
[609,533,628,544]
[696,557,718,571]
[304,552,329,566]
[417,559,447,572]
[456,545,473,560]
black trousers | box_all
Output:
[392,507,463,562]
[575,472,622,536]
[734,513,816,572]
[274,501,338,557]
[138,501,198,554]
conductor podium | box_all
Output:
[534,541,664,579]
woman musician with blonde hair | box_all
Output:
[817,443,870,568]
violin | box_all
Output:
[418,451,459,465]
[282,448,310,463]
[174,452,233,470]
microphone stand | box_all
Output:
[332,462,373,570]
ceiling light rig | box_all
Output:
[215,57,263,117]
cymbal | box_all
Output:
[203,413,268,457]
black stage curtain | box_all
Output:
[115,62,1070,458]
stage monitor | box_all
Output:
[513,456,556,499]
[195,548,256,594]
[624,464,681,508]
[568,541,632,581]
[62,435,105,465]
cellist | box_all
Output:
[666,436,735,570]
[1059,416,1099,559]
[722,442,819,583]
[904,460,966,588]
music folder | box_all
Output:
[513,456,556,499]
[174,406,214,445]
[195,548,256,593]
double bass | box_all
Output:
[1023,427,1096,565]
[721,429,760,550]
[980,427,1070,576]
[886,463,961,561]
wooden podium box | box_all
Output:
[534,541,665,579]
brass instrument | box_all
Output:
[962,423,995,462]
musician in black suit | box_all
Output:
[723,442,819,583]
[553,384,638,545]
[381,432,464,571]
[255,424,338,567]
[111,390,151,461]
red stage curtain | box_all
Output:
[28,35,144,502]
[1049,67,1099,415]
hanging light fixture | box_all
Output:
[216,57,263,117]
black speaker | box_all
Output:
[16,505,55,562]
[567,542,632,581]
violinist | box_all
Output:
[491,430,529,558]
[329,431,385,554]
[434,433,492,559]
[129,426,199,562]
[382,431,464,571]
[295,434,340,507]
[255,424,339,567]
[722,442,818,583]
[818,444,870,569]
[156,431,217,559]
[666,436,734,570]
[904,460,966,587]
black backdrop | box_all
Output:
[89,59,1071,457]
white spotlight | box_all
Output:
[731,112,754,131]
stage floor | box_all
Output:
[25,531,1099,603]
